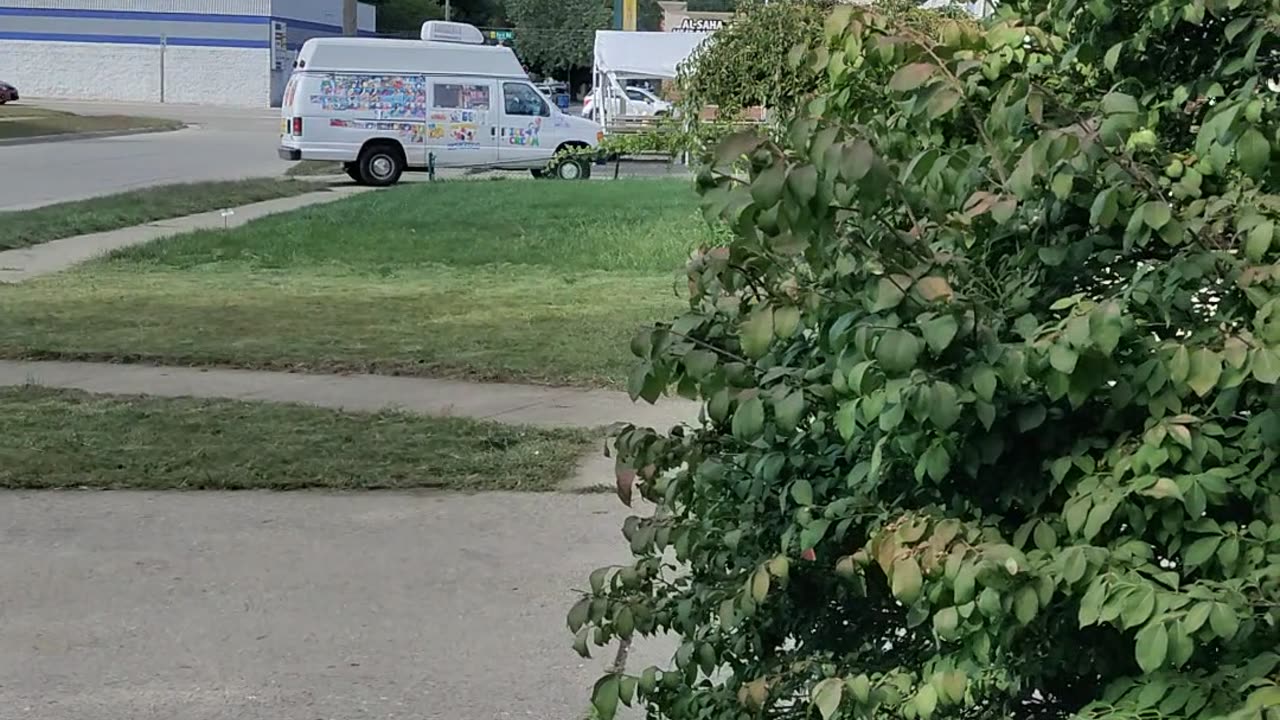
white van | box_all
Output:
[278,22,604,185]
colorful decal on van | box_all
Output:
[504,117,542,147]
[312,74,427,118]
[330,118,427,144]
[283,76,298,107]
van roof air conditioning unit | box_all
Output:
[421,21,485,45]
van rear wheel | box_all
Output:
[356,144,405,186]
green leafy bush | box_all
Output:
[572,0,1280,718]
[675,0,974,119]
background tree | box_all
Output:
[686,0,736,10]
[365,0,443,35]
[574,0,1280,719]
[507,0,610,78]
[676,0,967,117]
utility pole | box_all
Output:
[444,0,451,21]
[342,0,358,35]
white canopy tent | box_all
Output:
[591,30,711,127]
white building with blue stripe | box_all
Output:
[0,0,378,107]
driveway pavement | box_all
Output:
[0,100,289,211]
[0,491,658,720]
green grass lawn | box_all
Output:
[0,386,593,491]
[0,178,707,387]
[0,105,182,140]
[0,179,327,250]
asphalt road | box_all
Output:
[0,100,290,211]
[0,491,667,720]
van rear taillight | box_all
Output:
[292,117,303,135]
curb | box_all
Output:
[0,123,186,147]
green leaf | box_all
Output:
[1186,349,1222,397]
[1018,404,1047,431]
[972,366,998,402]
[928,382,961,430]
[891,556,924,604]
[876,329,922,374]
[841,140,875,182]
[1169,346,1191,384]
[953,563,977,603]
[1209,603,1238,640]
[812,678,844,720]
[927,88,962,118]
[774,391,807,433]
[1033,521,1058,551]
[775,306,802,339]
[923,442,950,482]
[1184,535,1220,567]
[750,163,786,207]
[933,606,960,637]
[787,164,819,206]
[1135,622,1169,673]
[1253,348,1280,384]
[751,566,770,602]
[790,479,814,506]
[1121,588,1155,628]
[740,307,775,359]
[568,597,592,632]
[1050,344,1079,374]
[684,349,718,380]
[889,63,936,91]
[1014,585,1039,625]
[1141,201,1173,230]
[916,685,938,720]
[921,314,960,353]
[1103,42,1122,71]
[593,674,621,720]
[873,276,908,311]
[1101,92,1139,115]
[732,396,766,441]
[1245,220,1273,262]
[1237,127,1270,178]
[1091,187,1120,227]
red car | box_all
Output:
[0,81,18,104]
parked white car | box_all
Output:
[582,85,672,120]
[279,22,604,184]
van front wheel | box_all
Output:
[356,144,405,186]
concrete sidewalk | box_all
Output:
[0,359,699,431]
[0,490,658,720]
[0,186,368,283]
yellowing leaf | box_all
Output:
[800,680,840,720]
[774,305,802,338]
[891,556,924,604]
[889,62,937,92]
[915,276,955,302]
[1186,348,1222,397]
[751,566,770,602]
[740,307,775,359]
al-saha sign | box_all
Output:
[657,1,733,32]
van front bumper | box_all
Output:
[278,147,302,161]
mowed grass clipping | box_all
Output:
[0,386,593,491]
[0,178,707,387]
[0,179,328,250]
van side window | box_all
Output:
[434,83,490,110]
[503,83,549,117]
